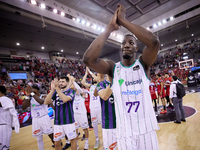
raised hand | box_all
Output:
[25,85,32,96]
[51,80,55,91]
[117,4,126,25]
[54,78,59,88]
[108,8,120,32]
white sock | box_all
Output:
[96,137,99,141]
[83,131,85,135]
[85,138,89,144]
[66,140,70,144]
[36,135,44,150]
[93,121,99,138]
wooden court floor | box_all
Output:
[10,92,200,150]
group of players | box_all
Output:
[1,4,163,150]
[150,73,175,114]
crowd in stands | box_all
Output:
[150,41,200,82]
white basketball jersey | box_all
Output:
[31,96,48,118]
[89,84,101,109]
[112,60,159,137]
[0,97,12,126]
[73,93,87,114]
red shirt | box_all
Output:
[156,78,165,92]
[84,89,90,113]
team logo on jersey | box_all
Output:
[54,132,62,138]
[108,97,114,104]
[109,142,117,150]
[33,129,41,135]
[56,101,63,106]
[133,65,140,71]
[32,104,35,107]
[122,90,141,95]
[118,79,124,86]
[125,79,142,86]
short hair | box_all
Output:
[157,74,161,77]
[165,73,169,75]
[60,76,69,82]
[172,76,178,81]
[32,84,39,91]
[0,86,6,94]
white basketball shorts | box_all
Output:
[90,107,102,123]
[32,115,53,137]
[74,113,89,130]
[117,130,159,150]
[0,125,12,150]
[102,128,117,150]
[54,123,77,141]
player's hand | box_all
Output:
[25,85,32,96]
[160,92,162,96]
[54,78,59,88]
[67,74,70,78]
[51,80,55,91]
[117,4,126,25]
[107,8,120,32]
[70,76,75,83]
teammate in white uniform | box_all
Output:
[81,67,101,149]
[0,86,19,150]
[83,4,160,150]
[70,76,89,150]
[22,84,54,150]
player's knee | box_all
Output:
[54,141,61,147]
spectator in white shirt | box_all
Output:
[169,76,186,124]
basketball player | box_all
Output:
[70,75,89,150]
[95,74,117,150]
[149,80,158,112]
[22,84,54,150]
[83,4,159,149]
[164,73,174,110]
[156,74,167,114]
[81,67,101,149]
[44,77,77,150]
[0,86,19,150]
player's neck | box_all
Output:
[122,57,136,67]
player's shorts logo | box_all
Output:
[92,117,97,122]
[33,129,41,135]
[54,132,62,138]
[109,142,117,150]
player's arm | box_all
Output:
[87,67,99,82]
[66,74,73,89]
[26,85,44,105]
[81,68,92,89]
[44,81,55,105]
[83,10,119,76]
[54,78,72,103]
[94,88,98,97]
[117,4,160,73]
[98,85,113,101]
[49,102,55,110]
[55,88,72,103]
[160,81,164,95]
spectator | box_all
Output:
[169,76,186,124]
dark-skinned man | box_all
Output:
[83,4,160,150]
[22,84,54,150]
